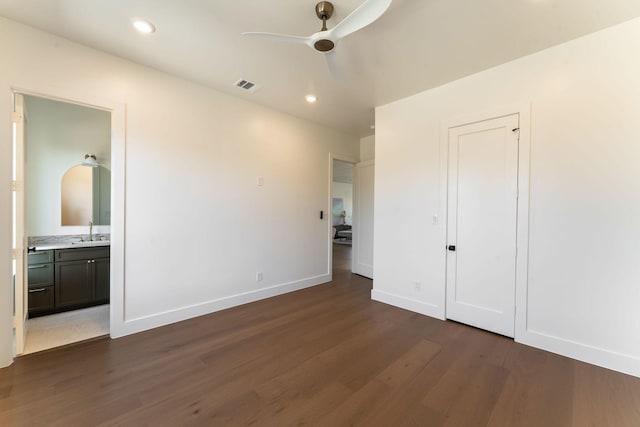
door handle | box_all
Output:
[29,288,48,293]
[28,265,48,269]
[447,245,456,251]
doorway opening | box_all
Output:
[13,93,112,355]
[332,159,354,245]
[330,158,355,276]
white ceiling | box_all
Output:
[2,0,640,137]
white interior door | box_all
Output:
[446,114,519,337]
[12,92,27,354]
[353,160,374,278]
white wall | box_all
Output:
[373,18,640,377]
[25,96,111,236]
[360,135,375,162]
[0,17,359,366]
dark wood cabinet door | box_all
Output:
[55,260,93,308]
[94,257,110,302]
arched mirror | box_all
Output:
[61,165,111,225]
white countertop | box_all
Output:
[32,241,110,251]
[29,234,111,251]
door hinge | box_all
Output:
[11,180,17,192]
[11,112,22,123]
[12,249,19,260]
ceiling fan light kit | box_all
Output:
[242,0,392,77]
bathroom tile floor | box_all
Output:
[23,305,109,354]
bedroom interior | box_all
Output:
[1,0,640,424]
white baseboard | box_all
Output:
[517,328,640,378]
[111,274,331,338]
[371,289,444,320]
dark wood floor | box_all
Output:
[1,244,640,426]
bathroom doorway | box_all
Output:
[12,92,113,355]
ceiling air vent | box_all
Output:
[234,79,260,92]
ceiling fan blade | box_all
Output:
[242,32,313,47]
[330,0,392,40]
[325,51,346,79]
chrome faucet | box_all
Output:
[89,221,93,241]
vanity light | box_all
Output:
[132,19,156,34]
[82,154,99,168]
[305,94,317,103]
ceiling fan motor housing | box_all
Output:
[315,1,334,20]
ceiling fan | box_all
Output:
[242,0,392,78]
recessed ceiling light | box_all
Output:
[132,19,156,34]
[305,94,317,103]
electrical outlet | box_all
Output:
[432,215,438,225]
[414,281,421,291]
[257,176,264,187]
[256,272,263,282]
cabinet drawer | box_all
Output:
[27,263,54,287]
[28,285,55,313]
[55,247,110,262]
[28,250,53,265]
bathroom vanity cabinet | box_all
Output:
[28,246,110,317]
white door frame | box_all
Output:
[12,93,27,355]
[9,86,126,358]
[328,153,358,279]
[440,102,531,341]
